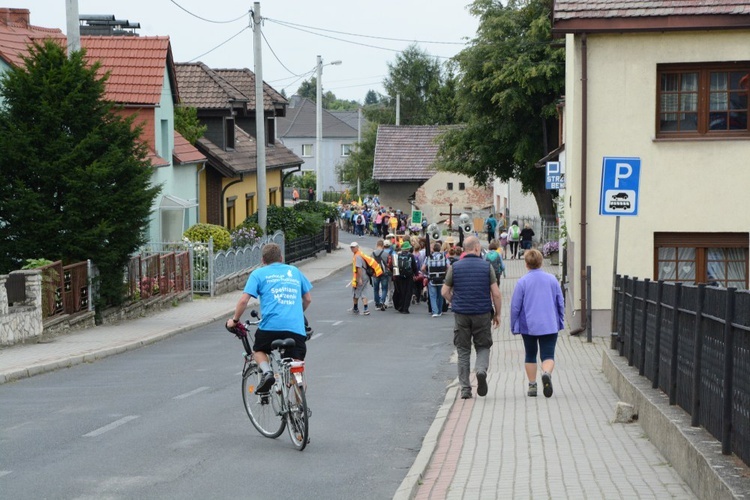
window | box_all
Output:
[341,144,353,156]
[447,182,454,190]
[226,196,236,229]
[459,182,466,191]
[224,117,235,150]
[654,233,748,289]
[657,63,750,138]
[302,144,313,157]
[160,119,169,159]
[269,187,278,206]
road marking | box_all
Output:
[332,321,343,326]
[0,470,12,478]
[83,415,139,437]
[235,371,243,376]
[173,386,210,400]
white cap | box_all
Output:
[350,241,359,247]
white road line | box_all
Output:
[235,371,243,376]
[332,321,343,326]
[0,470,12,478]
[173,386,210,400]
[83,415,139,437]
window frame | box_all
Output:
[653,232,749,289]
[341,144,353,157]
[224,117,235,150]
[459,182,466,191]
[656,62,750,139]
[301,144,313,157]
[447,182,454,191]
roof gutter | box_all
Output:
[570,33,588,336]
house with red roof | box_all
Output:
[175,62,302,228]
[552,0,750,334]
[0,8,205,243]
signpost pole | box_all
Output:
[610,215,620,340]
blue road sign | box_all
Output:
[546,161,564,190]
[599,157,641,216]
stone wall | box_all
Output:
[0,270,43,345]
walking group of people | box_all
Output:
[483,213,537,260]
[349,233,565,400]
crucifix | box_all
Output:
[439,203,455,231]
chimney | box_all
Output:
[0,8,30,27]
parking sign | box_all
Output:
[599,157,641,216]
[546,161,564,190]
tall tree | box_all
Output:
[438,0,565,218]
[174,106,207,145]
[0,40,160,309]
[364,89,379,105]
[382,44,445,125]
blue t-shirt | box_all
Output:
[243,263,312,336]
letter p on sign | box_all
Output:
[614,163,632,188]
[600,157,641,216]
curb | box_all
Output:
[0,261,351,386]
[602,348,750,500]
[393,381,460,500]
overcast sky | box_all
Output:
[11,0,479,103]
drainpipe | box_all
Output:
[195,162,206,225]
[220,174,244,227]
[571,33,588,336]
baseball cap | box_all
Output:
[350,241,359,248]
[383,240,391,247]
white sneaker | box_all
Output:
[431,314,439,318]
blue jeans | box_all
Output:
[373,275,389,306]
[428,284,444,315]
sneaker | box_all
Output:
[255,371,276,394]
[528,382,537,397]
[542,372,553,398]
[461,389,473,399]
[352,308,360,315]
[363,307,370,315]
[476,371,488,397]
[432,313,439,318]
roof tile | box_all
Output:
[554,0,750,20]
[373,125,451,182]
[173,131,206,165]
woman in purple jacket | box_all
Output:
[510,249,565,398]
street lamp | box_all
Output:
[316,55,342,202]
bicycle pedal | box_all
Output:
[259,395,269,405]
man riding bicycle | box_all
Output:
[226,243,312,394]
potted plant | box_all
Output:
[541,241,560,265]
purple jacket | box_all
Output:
[510,269,565,335]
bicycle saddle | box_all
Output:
[270,338,297,350]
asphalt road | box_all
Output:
[0,244,456,500]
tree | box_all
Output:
[337,122,379,194]
[0,40,160,309]
[438,0,565,218]
[295,77,360,110]
[174,106,207,145]
[364,89,379,105]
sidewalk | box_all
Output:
[0,247,353,385]
[397,257,698,500]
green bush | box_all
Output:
[245,204,332,241]
[230,221,264,248]
[293,200,338,222]
[183,223,231,251]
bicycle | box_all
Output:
[227,311,310,451]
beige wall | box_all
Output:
[415,171,493,226]
[564,30,750,320]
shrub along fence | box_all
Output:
[612,275,749,466]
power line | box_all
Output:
[265,17,466,45]
[188,26,249,62]
[261,30,304,77]
[265,18,454,60]
[170,0,249,24]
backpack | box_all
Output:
[510,225,520,240]
[426,253,447,285]
[361,253,383,278]
[485,250,505,280]
[397,252,414,278]
[486,220,493,232]
[356,214,364,225]
[372,249,390,275]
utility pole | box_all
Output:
[65,0,80,56]
[316,55,323,202]
[253,3,267,231]
[396,93,401,125]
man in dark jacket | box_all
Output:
[389,240,418,314]
[442,236,502,399]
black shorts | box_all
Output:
[253,329,307,360]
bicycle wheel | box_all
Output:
[242,365,285,438]
[285,382,309,450]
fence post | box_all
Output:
[652,281,664,389]
[208,237,215,297]
[670,282,682,405]
[721,287,736,455]
[618,276,629,356]
[628,277,638,366]
[691,284,706,427]
[86,259,94,312]
[639,278,650,375]
[586,265,592,343]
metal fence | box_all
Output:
[507,214,559,244]
[613,275,750,466]
[126,251,191,301]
